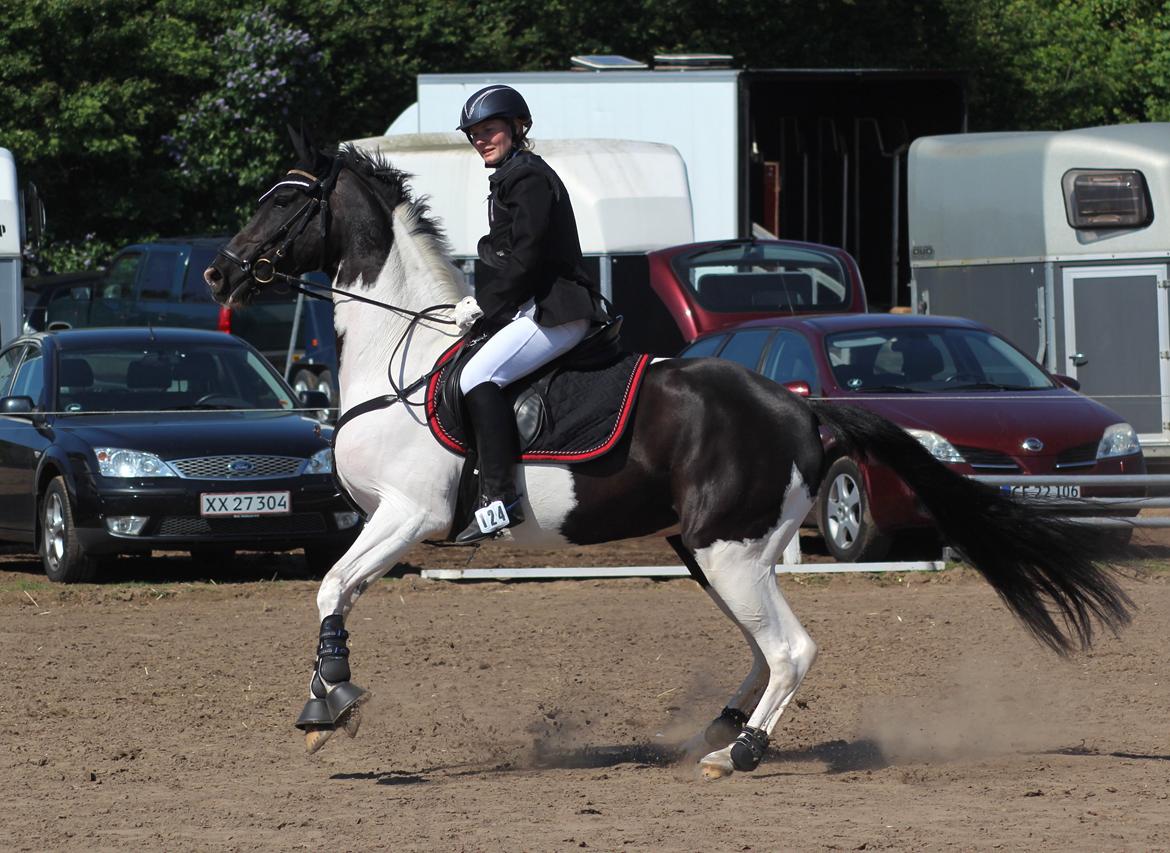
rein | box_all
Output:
[217,161,464,436]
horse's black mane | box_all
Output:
[332,143,446,242]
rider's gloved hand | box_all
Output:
[453,296,484,332]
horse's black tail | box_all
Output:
[809,400,1135,655]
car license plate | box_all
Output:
[1003,484,1081,499]
[200,491,291,516]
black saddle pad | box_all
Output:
[425,340,651,463]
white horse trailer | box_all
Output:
[349,132,695,352]
[909,123,1170,456]
[387,65,967,309]
[0,148,33,346]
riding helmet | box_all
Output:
[456,85,531,133]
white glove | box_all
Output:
[453,296,484,332]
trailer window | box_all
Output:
[1062,169,1152,230]
[671,242,852,313]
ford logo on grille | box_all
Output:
[1021,437,1044,452]
[228,458,255,473]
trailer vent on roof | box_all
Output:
[570,55,649,71]
[653,53,734,70]
[1061,169,1153,230]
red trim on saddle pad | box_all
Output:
[424,342,652,463]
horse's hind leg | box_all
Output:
[667,535,767,745]
[692,485,817,780]
[298,498,434,754]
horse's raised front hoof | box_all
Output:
[339,698,364,738]
[699,746,735,780]
[304,726,336,754]
[704,706,748,747]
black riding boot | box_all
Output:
[455,382,526,543]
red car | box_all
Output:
[680,313,1146,560]
[618,238,868,355]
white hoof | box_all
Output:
[304,726,335,754]
[700,746,735,780]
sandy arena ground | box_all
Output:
[2,535,1169,852]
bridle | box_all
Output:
[216,154,464,435]
[217,162,345,304]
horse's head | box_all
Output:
[205,126,339,306]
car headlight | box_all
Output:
[905,429,966,464]
[304,448,334,475]
[95,448,177,478]
[1097,423,1141,459]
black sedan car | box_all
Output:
[0,327,360,582]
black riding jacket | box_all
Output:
[475,150,609,328]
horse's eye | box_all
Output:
[272,191,295,209]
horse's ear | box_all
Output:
[287,122,316,166]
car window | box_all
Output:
[0,346,26,396]
[825,326,1054,391]
[681,335,726,358]
[136,248,183,301]
[183,245,223,303]
[56,341,295,414]
[672,243,853,313]
[103,253,141,299]
[10,348,44,402]
[761,331,819,392]
[718,330,772,371]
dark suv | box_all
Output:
[31,238,339,407]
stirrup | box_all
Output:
[455,495,525,544]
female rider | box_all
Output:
[452,84,609,543]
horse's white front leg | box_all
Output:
[298,498,437,753]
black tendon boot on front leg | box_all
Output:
[295,615,367,750]
[455,382,526,544]
[729,726,769,772]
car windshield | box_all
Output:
[824,326,1055,392]
[672,243,852,313]
[55,341,295,414]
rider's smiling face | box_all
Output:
[468,118,514,166]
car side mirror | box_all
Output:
[783,380,811,397]
[298,390,331,410]
[0,395,36,415]
[1052,373,1081,391]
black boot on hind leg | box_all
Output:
[295,614,367,751]
[455,382,526,544]
[705,706,749,747]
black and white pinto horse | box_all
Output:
[205,134,1133,779]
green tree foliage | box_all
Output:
[3,0,1170,271]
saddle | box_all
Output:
[426,318,651,462]
[425,319,651,542]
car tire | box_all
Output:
[40,476,100,583]
[303,543,347,576]
[316,370,335,406]
[817,457,891,563]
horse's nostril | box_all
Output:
[204,267,221,286]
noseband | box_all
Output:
[217,161,344,302]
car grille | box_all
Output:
[170,455,304,480]
[954,446,1021,471]
[156,513,327,536]
[1054,442,1098,470]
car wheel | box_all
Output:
[817,457,891,562]
[291,369,317,396]
[316,370,335,406]
[40,476,99,583]
[303,543,347,576]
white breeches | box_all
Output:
[459,300,589,393]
